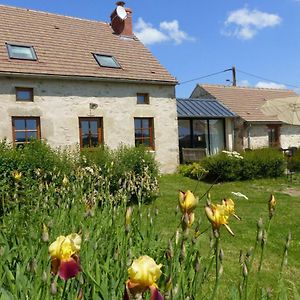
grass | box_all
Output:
[150,173,300,298]
[1,170,300,299]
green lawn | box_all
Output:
[149,173,300,297]
[1,171,300,299]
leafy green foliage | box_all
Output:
[288,148,300,171]
[201,148,285,182]
[178,163,208,180]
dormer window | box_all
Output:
[93,53,120,68]
[6,44,37,60]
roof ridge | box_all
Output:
[0,4,108,25]
[198,83,294,92]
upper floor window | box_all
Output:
[137,93,149,105]
[12,117,41,145]
[16,87,34,102]
[134,117,154,149]
[93,53,120,68]
[79,117,103,148]
[6,44,37,60]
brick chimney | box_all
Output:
[110,2,133,37]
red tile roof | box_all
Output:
[0,5,177,84]
[193,84,298,122]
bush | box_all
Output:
[0,140,74,180]
[288,148,300,171]
[201,149,285,182]
[178,163,208,180]
[201,151,243,182]
[81,145,159,203]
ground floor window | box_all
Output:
[134,118,154,149]
[79,117,103,148]
[267,124,280,148]
[12,117,40,145]
[178,118,225,157]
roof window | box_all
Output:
[93,53,120,68]
[6,44,37,60]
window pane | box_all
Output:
[90,121,98,134]
[134,118,153,149]
[142,139,150,147]
[134,119,142,129]
[178,119,191,148]
[142,119,150,128]
[142,129,150,138]
[9,45,35,60]
[193,120,207,149]
[79,118,102,148]
[91,135,99,147]
[209,119,224,155]
[26,119,37,130]
[15,132,26,143]
[81,121,89,134]
[15,119,26,130]
[137,94,149,104]
[27,131,37,140]
[135,129,142,137]
[82,134,90,147]
[95,54,119,68]
[17,90,32,101]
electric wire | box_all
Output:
[179,67,300,90]
[179,69,231,85]
[236,68,300,89]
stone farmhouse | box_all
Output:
[191,84,300,151]
[0,3,179,173]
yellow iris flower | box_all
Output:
[205,203,234,236]
[179,190,198,214]
[49,233,81,280]
[268,194,276,218]
[12,170,22,181]
[126,255,163,299]
[222,198,241,220]
[178,190,198,228]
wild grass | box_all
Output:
[0,143,299,299]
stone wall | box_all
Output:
[0,76,179,173]
[243,124,300,149]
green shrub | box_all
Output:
[288,148,300,171]
[242,148,285,179]
[81,145,159,203]
[178,163,208,180]
[201,151,243,182]
[201,149,285,182]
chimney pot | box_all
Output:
[111,2,133,37]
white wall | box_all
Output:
[280,125,300,148]
[0,77,179,173]
[243,124,300,149]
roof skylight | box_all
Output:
[6,44,37,60]
[93,53,120,68]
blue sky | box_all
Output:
[1,0,300,97]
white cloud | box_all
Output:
[223,8,281,40]
[160,20,195,45]
[238,80,250,87]
[134,17,195,45]
[255,81,286,89]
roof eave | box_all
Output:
[0,71,178,86]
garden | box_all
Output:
[0,142,300,299]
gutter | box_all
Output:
[0,71,178,86]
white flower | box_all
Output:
[231,192,249,200]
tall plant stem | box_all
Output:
[258,218,272,272]
[61,280,68,300]
[210,235,220,300]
